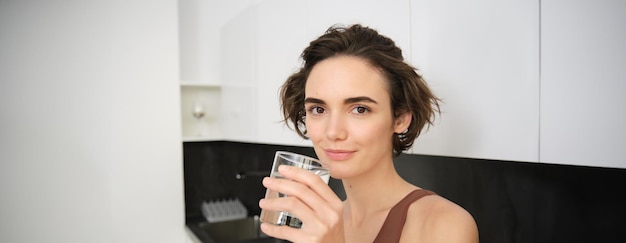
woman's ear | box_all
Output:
[393,112,412,133]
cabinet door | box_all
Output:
[540,0,626,169]
[254,0,310,146]
[221,6,259,142]
[409,0,540,162]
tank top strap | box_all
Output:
[373,189,436,243]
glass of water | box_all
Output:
[259,151,330,228]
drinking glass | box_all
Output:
[192,101,205,136]
[259,151,330,228]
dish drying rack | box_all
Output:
[201,198,248,223]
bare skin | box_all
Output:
[260,56,478,243]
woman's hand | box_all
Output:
[259,165,345,243]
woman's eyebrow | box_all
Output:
[304,97,325,104]
[304,96,378,105]
[345,96,378,104]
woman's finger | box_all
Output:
[278,166,343,220]
[262,173,338,216]
[261,169,343,233]
[259,194,317,223]
[277,165,343,210]
[261,176,328,221]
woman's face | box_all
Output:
[304,56,409,179]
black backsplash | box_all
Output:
[184,141,626,243]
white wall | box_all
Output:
[0,1,187,242]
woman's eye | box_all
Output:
[351,106,370,114]
[308,106,325,115]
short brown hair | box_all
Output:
[280,24,440,156]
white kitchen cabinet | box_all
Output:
[178,0,226,141]
[408,0,540,162]
[192,0,625,167]
[254,0,310,146]
[540,0,626,169]
[220,4,264,143]
[179,0,266,142]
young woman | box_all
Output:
[259,24,479,243]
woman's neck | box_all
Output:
[341,161,417,223]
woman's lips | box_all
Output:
[324,149,354,161]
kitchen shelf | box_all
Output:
[180,84,221,141]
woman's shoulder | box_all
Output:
[401,192,479,243]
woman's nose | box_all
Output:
[325,113,348,141]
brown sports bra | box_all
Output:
[373,189,435,243]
